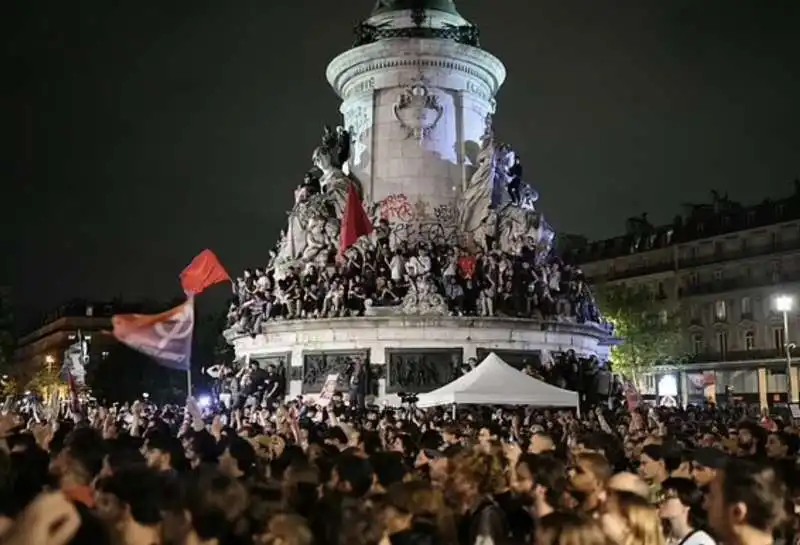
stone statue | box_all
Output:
[455,115,553,257]
[402,275,447,316]
[457,114,498,247]
[273,125,362,277]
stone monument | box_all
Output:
[225,1,615,403]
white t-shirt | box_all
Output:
[669,530,716,545]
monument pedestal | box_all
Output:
[225,317,612,405]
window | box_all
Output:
[689,304,699,320]
[689,272,699,285]
[741,296,752,317]
[716,331,728,355]
[744,330,755,350]
[692,334,705,354]
[774,327,786,352]
[714,241,724,255]
[714,300,727,321]
[767,369,787,393]
[713,270,723,281]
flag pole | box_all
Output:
[186,369,192,398]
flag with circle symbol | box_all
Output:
[111,298,194,371]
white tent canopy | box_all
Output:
[416,352,579,409]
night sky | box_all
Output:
[2,0,799,322]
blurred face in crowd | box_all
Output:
[529,433,555,454]
[569,458,599,495]
[511,460,534,497]
[428,456,449,484]
[143,445,169,472]
[94,490,126,529]
[657,488,688,525]
[766,434,786,458]
[706,472,730,539]
[477,427,495,450]
[736,428,752,450]
[691,462,716,487]
[638,453,664,483]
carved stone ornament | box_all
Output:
[393,79,444,141]
[401,277,448,315]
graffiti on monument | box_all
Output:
[301,350,370,393]
[433,204,457,225]
[475,349,541,371]
[385,348,462,394]
[380,194,415,222]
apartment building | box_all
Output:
[567,186,800,408]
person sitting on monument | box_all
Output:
[346,277,367,316]
[378,280,401,306]
[444,277,464,316]
[479,274,496,317]
[506,154,523,205]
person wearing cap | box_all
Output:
[691,448,727,488]
[419,444,462,488]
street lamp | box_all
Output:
[775,295,795,401]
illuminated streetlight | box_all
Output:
[776,295,794,313]
[44,355,55,364]
[774,295,795,401]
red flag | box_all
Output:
[112,299,194,371]
[180,249,230,295]
[339,182,373,255]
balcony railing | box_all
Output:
[678,238,800,269]
[587,238,800,284]
[680,269,800,297]
[589,261,675,283]
[689,348,783,364]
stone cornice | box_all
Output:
[326,38,506,99]
[224,316,613,344]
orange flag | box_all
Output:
[339,183,373,255]
[180,249,230,295]
[112,299,194,371]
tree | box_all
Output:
[594,284,686,377]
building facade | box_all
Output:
[12,300,163,397]
[568,187,800,408]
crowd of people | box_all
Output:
[0,391,797,545]
[227,226,604,336]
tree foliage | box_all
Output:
[594,284,685,376]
